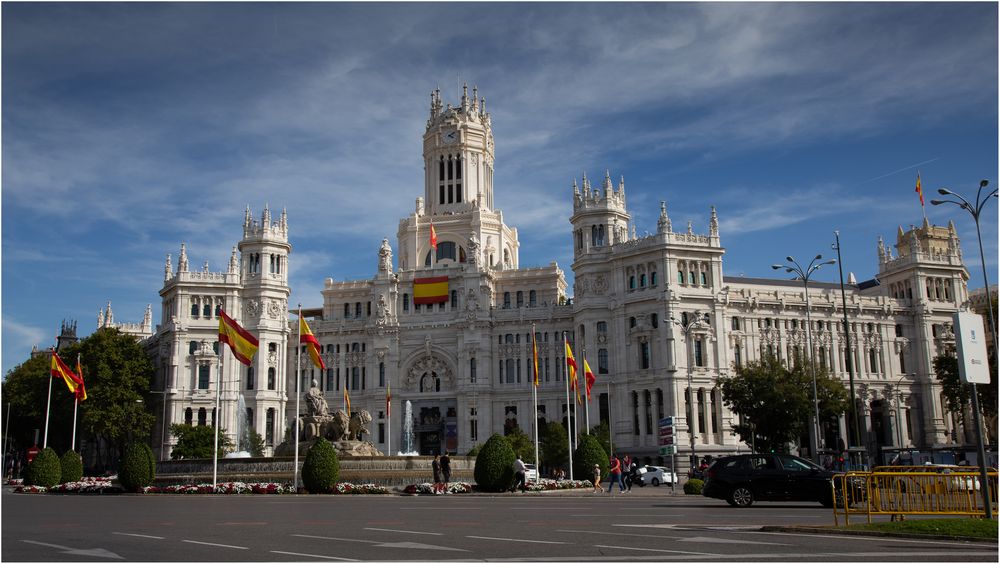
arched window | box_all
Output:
[267,367,276,390]
[436,241,457,262]
[529,290,537,307]
[640,274,647,287]
[197,408,207,426]
[678,271,684,284]
[650,272,657,286]
[516,291,524,307]
[734,345,742,367]
[629,317,636,328]
[184,408,193,425]
[651,313,659,328]
[266,408,275,445]
[701,272,708,285]
[629,276,636,290]
[689,271,696,284]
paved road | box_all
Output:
[3,488,996,561]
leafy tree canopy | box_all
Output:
[170,424,234,459]
[934,354,997,442]
[539,421,568,470]
[718,354,849,453]
[504,427,534,460]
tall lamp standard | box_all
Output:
[669,311,710,471]
[772,255,837,463]
[931,179,997,520]
[832,232,863,456]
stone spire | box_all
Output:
[461,82,469,111]
[142,304,153,332]
[229,246,239,274]
[602,170,613,195]
[280,208,288,234]
[244,205,252,230]
[709,206,719,237]
[657,201,672,234]
[262,204,271,228]
[164,253,172,281]
[878,236,886,263]
[178,243,189,272]
[618,175,625,197]
[202,260,210,273]
[104,301,114,326]
[572,178,580,197]
[687,220,694,235]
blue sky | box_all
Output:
[3,2,998,377]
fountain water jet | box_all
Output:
[225,393,251,458]
[397,400,418,455]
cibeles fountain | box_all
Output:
[273,379,382,457]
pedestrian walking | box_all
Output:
[607,456,624,493]
[625,461,638,492]
[592,464,603,493]
[512,456,527,493]
[440,452,452,494]
[432,454,443,494]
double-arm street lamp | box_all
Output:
[931,179,996,521]
[772,255,836,463]
[670,311,711,470]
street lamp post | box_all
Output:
[772,255,836,464]
[892,374,910,456]
[145,389,170,461]
[670,311,710,471]
[832,231,863,455]
[931,179,997,521]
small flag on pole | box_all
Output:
[73,355,87,401]
[344,387,352,416]
[218,309,259,366]
[565,338,581,404]
[532,330,539,387]
[386,382,391,418]
[584,358,596,400]
[915,172,924,207]
[430,223,438,250]
[299,314,326,370]
[50,352,78,395]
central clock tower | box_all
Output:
[422,84,495,214]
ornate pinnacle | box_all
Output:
[178,243,189,272]
[603,170,613,193]
[164,253,172,281]
[262,203,271,227]
[657,201,672,234]
[709,205,719,237]
[229,246,239,274]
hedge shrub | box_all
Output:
[684,478,704,495]
[25,447,61,487]
[473,433,516,492]
[119,443,155,492]
[572,434,608,483]
[59,450,84,484]
[302,438,339,493]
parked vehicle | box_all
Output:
[702,453,837,507]
[637,465,678,487]
[525,464,538,481]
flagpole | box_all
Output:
[3,403,12,480]
[295,306,302,493]
[387,382,392,456]
[43,349,54,449]
[608,379,614,457]
[531,324,539,482]
[213,346,222,488]
[563,332,573,481]
[71,353,81,451]
[583,349,590,435]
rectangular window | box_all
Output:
[378,423,385,444]
[470,419,478,442]
[266,409,275,445]
[598,349,609,374]
[470,358,477,383]
[694,339,704,367]
[640,342,650,369]
[198,364,210,390]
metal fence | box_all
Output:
[832,468,998,525]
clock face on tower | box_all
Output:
[440,129,459,145]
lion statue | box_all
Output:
[318,409,372,442]
[346,410,372,441]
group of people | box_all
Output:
[430,453,452,494]
[593,455,639,494]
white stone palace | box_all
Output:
[145,87,983,465]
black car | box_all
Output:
[702,453,836,507]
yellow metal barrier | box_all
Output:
[832,469,998,525]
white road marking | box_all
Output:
[363,527,442,536]
[466,535,566,544]
[681,536,785,546]
[21,540,124,560]
[558,528,686,540]
[593,544,718,556]
[270,550,358,561]
[112,532,164,540]
[181,539,248,550]
[291,534,467,552]
[293,534,374,544]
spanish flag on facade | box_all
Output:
[413,276,449,304]
[532,330,539,387]
[299,314,325,370]
[584,357,596,400]
[50,352,78,395]
[915,172,924,207]
[218,309,259,366]
[430,222,438,250]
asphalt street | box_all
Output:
[2,487,996,562]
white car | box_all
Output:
[525,464,538,481]
[637,465,678,487]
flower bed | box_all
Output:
[15,484,47,494]
[403,482,473,495]
[49,477,116,493]
[143,482,294,494]
[524,478,593,492]
[331,483,390,495]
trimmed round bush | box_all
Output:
[473,433,516,492]
[59,450,84,484]
[684,478,704,495]
[302,438,340,493]
[119,443,155,492]
[572,434,609,482]
[25,447,61,488]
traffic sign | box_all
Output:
[658,434,675,446]
[659,417,675,427]
[659,426,675,437]
[659,446,677,455]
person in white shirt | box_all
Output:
[512,457,527,492]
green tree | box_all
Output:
[504,427,534,460]
[589,421,611,456]
[934,354,998,442]
[302,438,340,493]
[247,428,266,457]
[473,434,516,492]
[25,447,61,488]
[169,424,234,459]
[718,354,849,453]
[59,450,84,483]
[539,421,568,471]
[572,434,608,483]
[2,354,78,456]
[119,443,155,492]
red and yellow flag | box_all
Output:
[532,331,539,387]
[584,357,596,400]
[218,309,259,366]
[429,222,438,250]
[386,382,391,418]
[413,276,449,304]
[565,338,581,404]
[73,355,87,401]
[50,352,78,395]
[299,314,325,370]
[915,172,924,206]
[344,387,352,415]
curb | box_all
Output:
[760,525,998,543]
